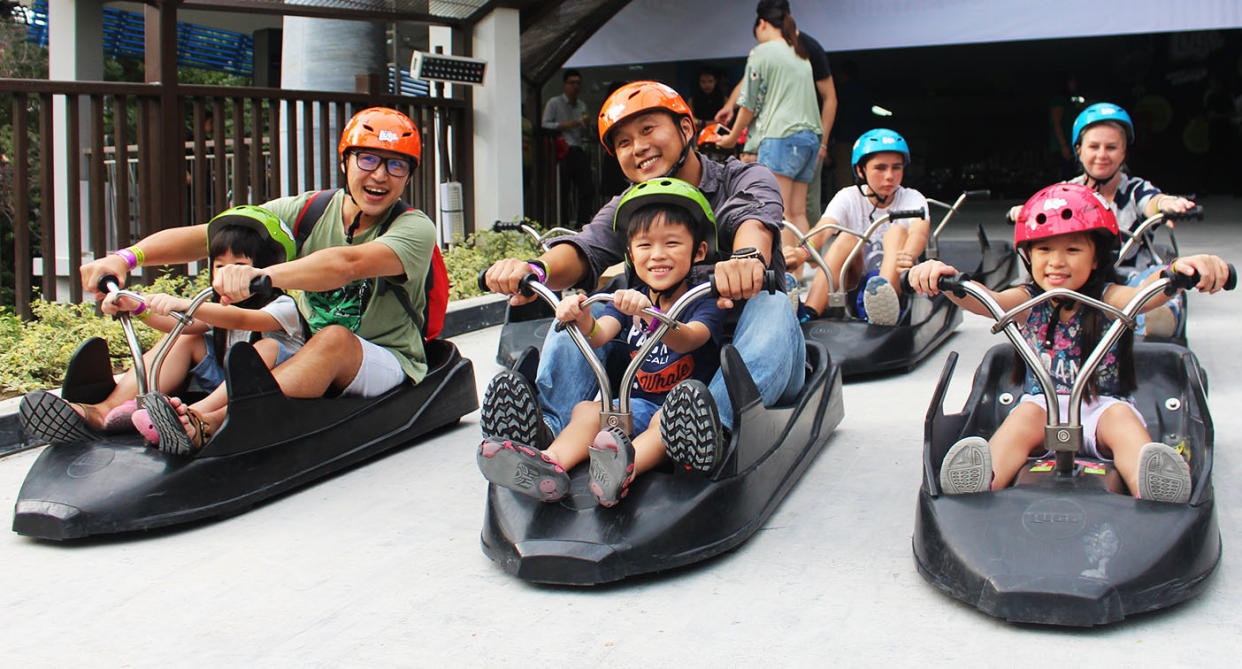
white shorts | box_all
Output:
[1018,393,1145,460]
[341,333,406,397]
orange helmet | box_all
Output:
[697,122,729,147]
[598,81,693,154]
[338,107,422,167]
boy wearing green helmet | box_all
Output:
[20,206,304,451]
[478,179,727,506]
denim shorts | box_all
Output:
[187,335,298,393]
[757,129,820,183]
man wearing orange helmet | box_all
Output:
[482,81,804,473]
[78,107,437,444]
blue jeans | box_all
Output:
[535,291,806,433]
[757,130,820,183]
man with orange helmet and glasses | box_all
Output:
[481,81,804,473]
[78,107,437,441]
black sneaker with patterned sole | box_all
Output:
[477,438,569,502]
[480,370,552,448]
[18,390,100,445]
[660,380,722,474]
[1137,442,1191,504]
[589,427,636,507]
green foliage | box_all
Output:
[444,223,544,301]
[0,270,210,397]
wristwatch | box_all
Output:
[730,247,763,262]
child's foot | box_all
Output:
[863,275,900,326]
[940,437,992,494]
[131,409,160,445]
[1137,442,1191,504]
[18,390,101,444]
[139,393,213,456]
[481,370,552,448]
[477,438,569,502]
[102,400,138,433]
[589,427,636,507]
[1141,305,1178,338]
[660,380,723,474]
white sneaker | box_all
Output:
[940,437,992,494]
[863,275,900,326]
[1137,442,1191,503]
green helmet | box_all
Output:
[206,205,296,263]
[613,177,718,260]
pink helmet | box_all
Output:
[1014,183,1118,248]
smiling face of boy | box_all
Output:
[627,213,707,294]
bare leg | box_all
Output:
[268,325,365,399]
[544,400,601,471]
[878,225,910,294]
[988,402,1048,489]
[775,174,810,250]
[628,408,669,482]
[1094,403,1155,496]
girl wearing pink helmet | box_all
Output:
[907,183,1230,503]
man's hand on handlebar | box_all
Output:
[1157,195,1196,215]
[1171,254,1231,294]
[213,264,266,305]
[82,255,134,303]
[485,258,541,306]
[712,256,765,309]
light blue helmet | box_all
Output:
[851,128,909,170]
[1072,103,1134,147]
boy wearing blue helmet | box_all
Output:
[794,128,929,325]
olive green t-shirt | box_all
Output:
[263,190,436,383]
[738,39,821,143]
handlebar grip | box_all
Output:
[707,269,780,298]
[97,274,121,294]
[1162,263,1236,294]
[248,275,273,299]
[492,220,523,232]
[477,267,539,296]
[476,269,489,292]
[964,189,991,199]
[899,270,970,298]
[1162,206,1204,222]
[888,208,925,221]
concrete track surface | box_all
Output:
[3,199,1242,666]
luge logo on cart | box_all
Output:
[1022,499,1086,539]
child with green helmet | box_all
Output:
[477,178,727,506]
[23,206,306,453]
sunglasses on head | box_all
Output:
[352,151,411,177]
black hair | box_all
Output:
[1011,230,1135,401]
[622,203,709,302]
[208,224,286,366]
[755,0,806,59]
[563,69,582,83]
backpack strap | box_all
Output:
[293,188,339,254]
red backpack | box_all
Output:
[293,189,449,341]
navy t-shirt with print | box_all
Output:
[601,291,727,406]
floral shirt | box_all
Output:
[1021,292,1123,397]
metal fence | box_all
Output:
[1,77,470,317]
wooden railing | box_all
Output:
[1,77,470,317]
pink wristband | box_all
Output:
[527,261,547,283]
[113,248,138,270]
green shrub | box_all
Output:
[444,223,544,301]
[0,270,210,397]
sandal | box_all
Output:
[588,427,636,507]
[18,390,100,445]
[139,393,213,456]
[477,438,569,502]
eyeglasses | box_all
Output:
[353,152,411,177]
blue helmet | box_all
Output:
[851,128,910,170]
[1072,103,1134,147]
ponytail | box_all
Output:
[782,15,807,59]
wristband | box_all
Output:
[129,246,146,267]
[585,319,599,339]
[527,260,548,283]
[132,302,151,321]
[1168,257,1179,274]
[645,307,663,334]
[113,248,138,271]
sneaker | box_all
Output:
[477,438,569,502]
[481,370,552,448]
[1137,442,1191,504]
[18,390,100,445]
[589,427,636,507]
[1141,305,1177,338]
[940,436,992,494]
[862,275,900,326]
[660,380,723,474]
